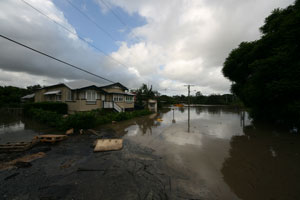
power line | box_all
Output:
[0,34,115,83]
[100,0,141,41]
[100,0,127,27]
[66,0,117,42]
[21,0,132,70]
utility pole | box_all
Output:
[184,84,195,106]
[184,84,194,132]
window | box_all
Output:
[113,94,118,102]
[80,92,85,100]
[86,90,96,101]
[56,94,62,101]
[67,90,73,101]
[113,94,124,102]
[101,95,105,101]
[125,96,133,102]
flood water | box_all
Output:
[0,114,58,144]
[103,106,300,200]
[1,106,300,199]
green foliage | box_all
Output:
[0,86,28,107]
[135,84,157,108]
[222,0,300,127]
[169,94,239,105]
[26,108,152,131]
[27,108,63,128]
[64,112,97,130]
[24,102,68,115]
[0,85,41,108]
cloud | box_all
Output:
[0,0,294,95]
[0,0,140,89]
[96,0,294,94]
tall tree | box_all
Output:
[222,0,300,127]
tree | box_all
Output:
[195,91,202,97]
[222,0,300,127]
[26,84,42,94]
[135,84,156,108]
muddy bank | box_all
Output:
[0,131,206,200]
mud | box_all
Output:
[0,133,203,200]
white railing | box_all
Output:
[103,101,113,108]
[113,102,123,112]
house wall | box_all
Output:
[67,99,102,113]
[35,86,103,113]
[116,102,134,109]
[35,86,69,102]
[34,84,133,112]
[103,86,124,93]
[34,89,46,102]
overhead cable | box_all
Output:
[0,34,115,83]
[21,0,132,70]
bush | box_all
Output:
[27,108,63,128]
[24,102,68,115]
[26,108,152,131]
[63,112,97,130]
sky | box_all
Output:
[0,0,295,96]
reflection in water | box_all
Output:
[87,106,300,199]
[172,108,176,124]
[105,106,251,199]
[222,125,300,200]
[188,106,190,132]
[0,114,56,144]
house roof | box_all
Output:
[106,91,135,96]
[64,79,106,90]
[42,80,128,91]
[21,93,35,99]
[44,90,61,95]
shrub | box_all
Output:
[63,112,97,130]
[26,108,152,131]
[24,102,68,115]
[27,108,63,128]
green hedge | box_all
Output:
[24,102,68,115]
[26,108,152,131]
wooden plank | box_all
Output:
[37,135,67,143]
[94,139,123,152]
[0,137,39,152]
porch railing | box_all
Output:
[103,101,123,112]
[113,102,123,113]
[103,101,113,108]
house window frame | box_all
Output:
[86,90,97,102]
[67,90,73,101]
[125,96,133,102]
[56,93,62,101]
[113,94,124,102]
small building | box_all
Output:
[148,99,157,112]
[34,80,135,113]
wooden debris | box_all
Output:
[112,121,116,124]
[0,137,39,152]
[60,160,75,169]
[94,139,123,152]
[0,152,46,171]
[87,129,101,136]
[79,129,84,135]
[37,134,67,143]
[65,128,74,135]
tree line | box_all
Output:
[222,0,300,128]
[0,85,41,107]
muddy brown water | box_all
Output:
[1,106,300,200]
[101,106,300,200]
